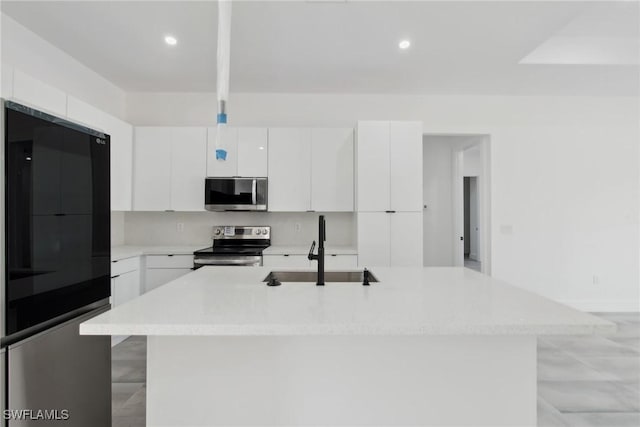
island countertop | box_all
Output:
[80,266,614,337]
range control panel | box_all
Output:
[212,226,271,240]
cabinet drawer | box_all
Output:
[145,254,194,269]
[324,255,358,269]
[145,268,192,293]
[111,256,140,277]
[262,255,310,269]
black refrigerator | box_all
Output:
[1,101,111,427]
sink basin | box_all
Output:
[263,270,378,283]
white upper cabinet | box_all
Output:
[170,128,207,211]
[12,70,67,117]
[356,122,390,211]
[237,128,268,177]
[356,121,422,212]
[133,127,172,211]
[268,128,312,212]
[207,127,268,177]
[311,128,354,212]
[389,121,423,212]
[67,96,133,211]
[207,127,238,177]
[133,127,206,211]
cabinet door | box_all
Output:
[207,127,238,177]
[356,122,390,211]
[324,255,358,269]
[389,121,423,211]
[108,118,133,211]
[113,270,140,307]
[145,268,192,293]
[390,212,423,267]
[133,127,172,211]
[311,128,354,212]
[357,212,390,267]
[262,255,311,268]
[268,128,312,212]
[171,128,207,211]
[237,128,268,177]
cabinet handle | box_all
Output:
[283,254,290,257]
[165,210,175,212]
[167,254,174,257]
[306,210,316,213]
[112,260,118,263]
[385,210,396,213]
[111,275,120,279]
[331,254,337,257]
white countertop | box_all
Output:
[263,245,357,255]
[81,266,614,337]
[111,245,205,261]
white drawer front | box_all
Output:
[111,256,141,276]
[145,268,192,293]
[146,254,194,269]
[262,255,311,269]
[324,255,358,269]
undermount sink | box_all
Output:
[263,270,378,283]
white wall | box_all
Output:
[464,146,482,177]
[1,14,126,119]
[124,212,355,248]
[127,92,639,311]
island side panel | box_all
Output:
[147,335,536,427]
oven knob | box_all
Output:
[262,228,268,235]
[255,229,262,235]
[214,229,221,235]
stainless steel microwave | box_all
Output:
[204,177,268,211]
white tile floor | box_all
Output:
[111,312,640,427]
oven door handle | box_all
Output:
[251,179,257,205]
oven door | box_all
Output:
[193,255,263,269]
[204,177,267,211]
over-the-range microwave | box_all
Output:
[204,177,268,211]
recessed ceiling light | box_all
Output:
[164,35,177,46]
[399,40,411,50]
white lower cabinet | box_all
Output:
[357,212,423,267]
[111,257,141,346]
[262,255,310,269]
[262,254,357,269]
[144,254,194,292]
[324,254,358,269]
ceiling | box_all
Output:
[1,1,638,95]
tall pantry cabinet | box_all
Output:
[356,121,423,267]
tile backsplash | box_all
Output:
[121,211,356,247]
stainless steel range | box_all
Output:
[193,226,271,269]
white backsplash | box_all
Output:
[122,211,356,247]
[111,211,125,246]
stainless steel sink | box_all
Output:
[263,270,378,283]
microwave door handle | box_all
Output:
[252,179,257,205]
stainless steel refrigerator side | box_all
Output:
[7,305,111,427]
[1,98,7,427]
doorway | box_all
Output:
[464,177,480,271]
[422,134,490,274]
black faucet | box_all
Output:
[308,215,326,286]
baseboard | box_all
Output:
[557,300,640,313]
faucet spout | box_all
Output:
[307,215,326,286]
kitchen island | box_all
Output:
[81,266,614,426]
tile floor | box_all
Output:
[464,256,481,272]
[111,312,640,427]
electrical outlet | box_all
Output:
[294,223,301,233]
[177,222,185,233]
